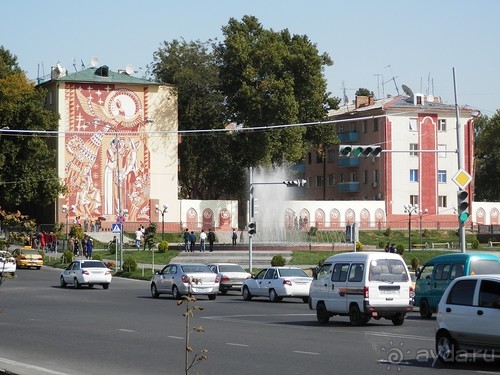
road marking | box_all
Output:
[365,331,433,342]
[168,336,184,340]
[226,343,249,347]
[118,328,136,333]
[293,351,319,355]
[0,358,70,375]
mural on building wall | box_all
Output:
[64,84,152,222]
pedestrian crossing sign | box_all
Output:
[112,223,122,233]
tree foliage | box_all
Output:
[474,112,500,201]
[355,88,374,97]
[0,47,63,217]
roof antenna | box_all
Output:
[385,65,400,96]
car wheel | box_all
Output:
[269,289,282,302]
[349,304,365,326]
[419,299,433,319]
[242,286,252,301]
[316,302,330,325]
[36,266,41,270]
[102,283,109,290]
[208,294,216,300]
[172,285,181,300]
[151,283,159,298]
[60,276,67,288]
[436,331,456,363]
[88,284,94,289]
[73,278,81,289]
[391,313,405,326]
[220,288,228,295]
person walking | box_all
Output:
[207,229,215,252]
[231,228,237,246]
[199,229,207,252]
[135,227,143,251]
[183,229,190,252]
[189,231,196,252]
[86,237,93,259]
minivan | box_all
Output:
[414,253,500,319]
[309,252,413,326]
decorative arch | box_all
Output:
[186,208,198,229]
[375,208,386,230]
[219,208,231,230]
[330,209,341,229]
[345,208,355,225]
[284,208,296,230]
[490,208,499,225]
[360,208,370,228]
[315,209,325,229]
[475,207,486,225]
[202,208,214,230]
[299,209,310,230]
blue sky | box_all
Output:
[2,0,498,116]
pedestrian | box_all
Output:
[140,225,145,237]
[384,243,390,252]
[240,230,244,244]
[83,218,89,232]
[51,232,58,253]
[183,229,190,252]
[40,231,46,252]
[82,236,88,258]
[135,227,143,250]
[74,237,80,256]
[189,231,196,252]
[232,228,237,246]
[199,229,207,252]
[90,219,95,232]
[207,229,215,252]
[86,238,93,259]
[95,218,101,232]
[389,243,396,253]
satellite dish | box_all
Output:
[90,56,99,67]
[125,64,134,75]
[402,84,414,97]
[427,94,434,103]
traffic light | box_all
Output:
[339,145,382,157]
[248,222,257,235]
[283,179,307,187]
[457,189,470,222]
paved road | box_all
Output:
[0,267,498,375]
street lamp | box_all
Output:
[61,204,75,250]
[419,208,428,245]
[155,204,168,240]
[404,204,419,252]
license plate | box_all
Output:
[380,289,397,295]
[192,287,209,293]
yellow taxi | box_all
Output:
[12,246,43,269]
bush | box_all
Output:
[355,241,363,252]
[122,255,138,272]
[422,229,430,238]
[384,227,392,237]
[158,240,169,253]
[396,244,405,255]
[92,253,103,261]
[61,250,74,264]
[378,241,385,249]
[470,239,479,249]
[308,226,318,237]
[271,255,286,266]
[410,257,419,271]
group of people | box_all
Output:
[384,243,397,253]
[32,231,58,252]
[135,225,146,250]
[74,216,102,232]
[183,228,216,252]
[69,235,94,259]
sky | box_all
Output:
[1,0,498,116]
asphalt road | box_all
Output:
[0,267,498,375]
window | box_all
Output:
[438,196,447,208]
[410,195,418,205]
[339,174,345,183]
[373,169,379,183]
[438,170,447,183]
[409,118,417,131]
[410,169,419,182]
[363,120,368,133]
[363,170,368,184]
[450,263,465,280]
[327,149,335,163]
[331,263,349,282]
[328,174,335,186]
[307,152,312,164]
[410,143,418,157]
[351,172,358,182]
[419,265,434,280]
[316,152,323,163]
[349,264,364,282]
[438,119,447,131]
[434,264,451,280]
[479,280,500,308]
[446,279,476,306]
[373,118,379,132]
[316,176,323,187]
[438,144,447,158]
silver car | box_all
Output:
[208,263,251,295]
[150,263,220,300]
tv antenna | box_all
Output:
[384,65,400,96]
[374,73,383,99]
[341,81,355,106]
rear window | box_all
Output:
[218,265,245,273]
[81,261,107,268]
[181,265,212,273]
[469,259,500,275]
[278,268,309,277]
[369,259,409,282]
[21,250,39,255]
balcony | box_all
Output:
[338,131,360,142]
[338,157,360,167]
[337,182,360,193]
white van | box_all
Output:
[309,252,413,326]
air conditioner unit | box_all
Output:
[372,182,378,188]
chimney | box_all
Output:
[355,96,373,109]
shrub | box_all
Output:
[422,229,430,238]
[122,255,138,272]
[470,239,479,249]
[92,253,103,261]
[410,257,419,271]
[356,241,363,252]
[271,254,286,266]
[61,250,74,264]
[158,240,169,253]
[384,227,392,237]
[308,226,318,237]
[378,241,385,249]
[396,244,405,255]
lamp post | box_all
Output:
[419,208,428,245]
[404,204,419,252]
[155,204,168,240]
[61,204,75,250]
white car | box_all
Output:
[60,260,112,289]
[0,250,16,276]
[208,263,251,295]
[150,263,220,300]
[435,274,500,363]
[242,266,312,303]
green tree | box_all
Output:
[0,47,63,219]
[355,88,374,97]
[474,111,500,201]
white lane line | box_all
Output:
[118,328,136,333]
[365,331,433,342]
[226,343,249,347]
[293,351,320,355]
[168,336,184,340]
[0,358,70,375]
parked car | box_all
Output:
[0,250,16,276]
[60,260,112,289]
[208,263,251,295]
[11,246,43,270]
[435,274,500,363]
[415,253,500,319]
[150,263,219,300]
[242,266,312,303]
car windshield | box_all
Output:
[369,259,409,282]
[181,265,212,273]
[278,268,309,277]
[470,259,500,275]
[81,261,107,268]
[218,265,245,272]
